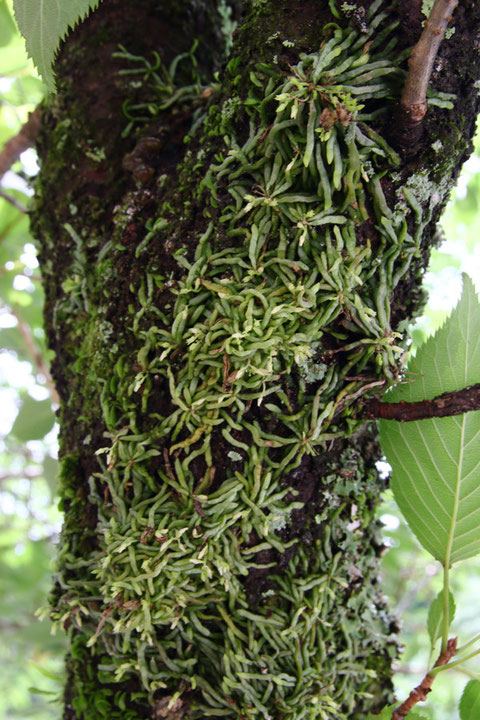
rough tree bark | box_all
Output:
[31,1,480,718]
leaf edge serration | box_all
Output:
[12,0,103,91]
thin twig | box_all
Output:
[392,637,457,719]
[0,108,41,183]
[0,189,29,213]
[394,0,458,150]
[0,268,41,282]
[0,471,42,482]
[0,619,26,631]
[363,383,480,422]
[400,0,458,122]
[10,306,60,405]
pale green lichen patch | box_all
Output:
[227,450,243,461]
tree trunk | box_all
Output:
[32,1,480,718]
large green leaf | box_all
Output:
[460,680,480,720]
[379,275,480,566]
[12,0,102,91]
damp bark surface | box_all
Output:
[32,1,480,718]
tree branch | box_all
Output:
[0,108,41,183]
[394,0,458,150]
[363,383,480,422]
[392,637,457,719]
[10,306,60,405]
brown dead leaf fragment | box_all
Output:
[318,107,337,130]
[318,105,353,131]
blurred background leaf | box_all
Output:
[11,396,55,442]
[0,1,18,48]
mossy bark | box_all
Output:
[32,1,480,718]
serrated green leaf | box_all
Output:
[12,0,102,91]
[391,274,480,400]
[379,275,480,566]
[427,590,456,647]
[11,395,55,441]
[460,680,480,720]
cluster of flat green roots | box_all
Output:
[51,2,453,717]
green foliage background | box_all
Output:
[0,2,479,718]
